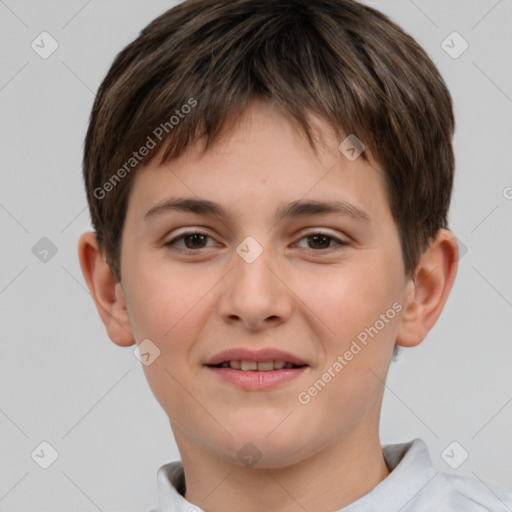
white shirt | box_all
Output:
[147,438,512,511]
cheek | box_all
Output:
[313,261,397,333]
[292,264,398,438]
[124,260,216,384]
[125,273,208,425]
[125,257,209,339]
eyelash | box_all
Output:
[164,231,350,255]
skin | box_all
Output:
[78,99,458,512]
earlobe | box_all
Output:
[77,231,135,347]
[395,229,459,348]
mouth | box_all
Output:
[204,348,309,390]
[207,360,306,371]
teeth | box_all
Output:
[240,360,258,371]
[220,360,299,371]
[257,361,274,371]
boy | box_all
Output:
[77,0,512,510]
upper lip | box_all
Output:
[205,348,308,366]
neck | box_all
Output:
[174,426,390,512]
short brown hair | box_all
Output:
[83,0,455,284]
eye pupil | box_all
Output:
[308,234,330,249]
[185,234,207,249]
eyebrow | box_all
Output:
[144,197,371,224]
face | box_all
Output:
[117,100,411,468]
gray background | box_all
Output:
[1,0,511,510]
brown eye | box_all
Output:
[182,233,208,249]
[306,234,331,249]
[165,231,214,253]
[296,232,349,252]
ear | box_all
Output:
[77,231,135,347]
[395,228,459,348]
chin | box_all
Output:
[208,417,316,469]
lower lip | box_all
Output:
[205,366,308,390]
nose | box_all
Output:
[217,240,293,331]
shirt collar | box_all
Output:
[153,438,436,512]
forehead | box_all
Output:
[125,100,390,228]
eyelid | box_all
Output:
[296,227,349,241]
